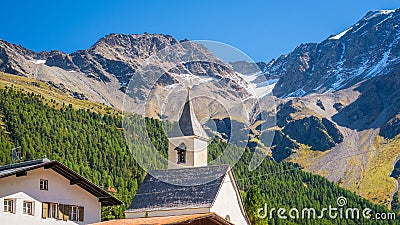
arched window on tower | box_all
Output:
[175,143,186,164]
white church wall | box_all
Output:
[193,138,207,167]
[211,172,248,225]
[168,136,208,169]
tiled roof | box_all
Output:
[0,158,121,206]
[126,165,230,212]
[90,213,233,225]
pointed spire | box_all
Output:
[168,88,209,140]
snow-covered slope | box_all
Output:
[237,72,278,99]
[263,9,400,97]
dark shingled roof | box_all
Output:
[168,89,209,140]
[126,165,230,212]
[0,158,52,177]
[0,158,122,206]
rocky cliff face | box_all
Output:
[381,116,400,139]
[0,33,259,113]
[333,71,400,131]
[263,9,400,98]
[0,9,399,205]
[283,116,343,151]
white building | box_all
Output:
[123,89,250,225]
[0,158,121,225]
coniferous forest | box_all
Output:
[0,86,397,224]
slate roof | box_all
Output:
[0,158,52,177]
[126,165,231,212]
[168,89,209,140]
[90,213,233,225]
[0,158,122,206]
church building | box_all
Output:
[112,89,249,225]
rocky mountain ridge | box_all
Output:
[264,9,400,98]
[0,33,272,117]
[0,8,399,208]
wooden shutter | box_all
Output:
[78,207,84,222]
[63,205,70,221]
[58,204,64,220]
[42,202,49,219]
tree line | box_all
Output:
[0,86,396,224]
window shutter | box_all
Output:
[42,202,49,219]
[78,207,84,222]
[63,205,70,221]
[58,204,64,220]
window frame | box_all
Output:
[178,150,186,163]
[23,201,34,215]
[40,179,48,191]
[3,199,15,213]
[49,203,58,219]
[69,205,79,221]
[175,143,187,164]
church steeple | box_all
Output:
[168,87,208,140]
[167,88,209,169]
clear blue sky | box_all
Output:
[1,1,399,62]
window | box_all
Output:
[23,201,34,215]
[49,203,58,218]
[40,179,48,190]
[70,206,78,221]
[4,199,14,213]
[42,203,83,222]
[178,150,186,163]
[175,143,186,164]
[69,206,84,222]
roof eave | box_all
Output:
[0,160,122,206]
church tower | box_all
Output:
[167,88,209,169]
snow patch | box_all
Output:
[331,43,347,89]
[237,73,277,99]
[379,10,396,15]
[283,88,306,98]
[29,59,46,64]
[352,23,367,34]
[240,73,260,83]
[253,79,277,99]
[313,83,324,91]
[329,27,353,40]
[376,13,393,26]
[364,49,391,78]
[195,76,214,83]
[165,83,179,90]
[365,10,396,20]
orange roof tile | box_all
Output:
[90,213,233,225]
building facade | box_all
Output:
[124,166,249,225]
[125,89,249,225]
[0,159,121,225]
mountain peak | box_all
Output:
[364,9,397,20]
[88,33,179,57]
[269,7,400,97]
